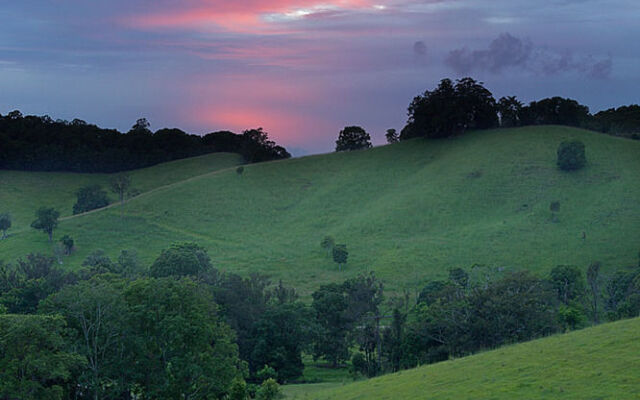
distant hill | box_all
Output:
[1,126,639,296]
[303,317,640,399]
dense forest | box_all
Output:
[1,243,639,399]
[0,115,290,172]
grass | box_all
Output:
[305,317,640,399]
[1,126,639,296]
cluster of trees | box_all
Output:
[3,241,639,398]
[0,113,290,172]
[336,77,639,145]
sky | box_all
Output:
[1,1,639,154]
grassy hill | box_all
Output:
[1,126,639,295]
[0,152,243,242]
[298,317,640,399]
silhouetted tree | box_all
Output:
[402,77,497,139]
[335,126,372,151]
[385,129,399,144]
[498,96,524,127]
[30,207,60,243]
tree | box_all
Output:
[335,126,372,151]
[385,129,399,144]
[129,117,151,134]
[250,302,314,382]
[30,207,60,242]
[497,96,524,127]
[0,213,11,239]
[587,262,601,323]
[109,173,131,217]
[332,244,348,270]
[311,283,350,367]
[40,276,130,400]
[149,242,213,278]
[0,314,85,400]
[557,141,586,171]
[124,278,244,399]
[402,77,497,139]
[73,184,110,214]
[256,378,281,400]
[550,265,585,305]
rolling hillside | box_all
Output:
[1,126,639,295]
[300,317,640,399]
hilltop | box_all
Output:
[1,126,639,295]
[300,317,640,399]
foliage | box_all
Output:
[332,244,348,270]
[311,318,640,400]
[550,265,585,305]
[0,253,75,314]
[149,242,213,277]
[0,213,11,239]
[241,128,291,163]
[251,302,314,382]
[72,184,109,214]
[335,126,372,152]
[0,113,289,173]
[40,276,130,399]
[257,378,282,400]
[497,96,524,127]
[124,278,243,399]
[0,314,85,400]
[385,129,399,144]
[521,97,590,127]
[557,140,586,171]
[592,104,640,139]
[30,206,60,242]
[402,77,498,139]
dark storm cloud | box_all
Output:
[446,33,613,79]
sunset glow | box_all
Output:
[2,0,639,153]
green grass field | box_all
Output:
[302,317,640,399]
[1,126,639,296]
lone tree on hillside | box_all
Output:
[31,207,60,243]
[557,141,586,171]
[0,213,11,239]
[110,173,131,217]
[385,129,399,144]
[333,244,348,270]
[335,126,372,152]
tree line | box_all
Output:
[1,242,639,399]
[335,77,640,151]
[0,114,290,173]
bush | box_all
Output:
[73,185,109,214]
[557,141,586,171]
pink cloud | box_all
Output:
[122,0,387,33]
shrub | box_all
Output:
[557,141,586,171]
[73,185,109,214]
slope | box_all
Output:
[1,127,639,296]
[304,317,640,399]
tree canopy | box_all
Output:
[335,126,372,151]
